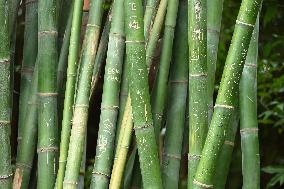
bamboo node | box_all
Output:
[134,123,152,130]
[58,160,67,163]
[0,120,11,125]
[38,30,58,36]
[0,173,13,180]
[101,105,119,111]
[16,162,33,169]
[74,104,89,108]
[214,104,234,109]
[170,80,188,84]
[188,154,201,160]
[110,32,126,39]
[37,146,58,153]
[236,20,254,27]
[25,0,37,5]
[17,137,22,141]
[37,92,58,97]
[119,145,129,149]
[0,58,10,64]
[207,27,220,34]
[21,66,34,74]
[163,153,181,160]
[92,171,110,178]
[125,40,145,44]
[165,24,176,29]
[14,90,20,95]
[189,73,207,77]
[224,140,235,147]
[63,180,78,185]
[153,112,163,120]
[193,179,213,188]
[240,128,258,134]
[87,24,101,29]
[244,63,257,68]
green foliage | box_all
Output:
[262,165,284,188]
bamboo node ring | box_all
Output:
[224,140,235,147]
[125,40,145,44]
[214,104,234,109]
[37,92,58,96]
[189,73,207,77]
[0,173,13,180]
[38,30,58,36]
[63,180,78,185]
[193,179,214,188]
[0,58,10,64]
[163,153,181,160]
[0,120,11,125]
[236,20,254,27]
[16,162,33,169]
[188,154,201,160]
[92,171,110,178]
[134,123,152,130]
[87,24,101,29]
[240,127,259,134]
[101,105,119,111]
[37,146,58,153]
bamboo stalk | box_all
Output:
[187,0,208,187]
[17,0,38,149]
[63,0,105,187]
[124,0,162,188]
[162,1,188,188]
[150,0,179,139]
[37,0,59,188]
[144,0,159,41]
[56,0,83,188]
[13,63,38,189]
[0,0,12,187]
[90,0,125,187]
[207,0,224,121]
[192,0,262,188]
[78,136,87,189]
[240,18,260,189]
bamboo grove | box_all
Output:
[0,0,263,188]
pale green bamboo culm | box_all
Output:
[0,0,12,188]
[192,0,262,188]
[240,18,260,189]
[37,0,59,188]
[144,0,159,41]
[124,0,162,188]
[63,0,105,188]
[162,0,188,188]
[188,0,208,188]
[90,0,125,187]
[56,0,83,188]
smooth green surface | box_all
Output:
[90,0,125,187]
[193,0,262,188]
[240,18,260,189]
[144,0,159,41]
[188,0,208,188]
[125,0,162,188]
[63,0,105,188]
[162,1,188,188]
[56,0,83,188]
[0,0,12,188]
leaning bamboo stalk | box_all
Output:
[144,0,159,41]
[192,0,262,188]
[56,0,83,188]
[150,0,179,139]
[207,0,224,121]
[162,1,188,188]
[0,0,12,187]
[90,0,125,187]
[63,0,105,187]
[124,0,162,188]
[37,0,59,188]
[13,63,39,189]
[188,0,208,187]
[17,0,38,148]
[240,18,260,189]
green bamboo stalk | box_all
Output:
[63,0,105,187]
[37,0,59,188]
[13,63,38,189]
[17,0,38,149]
[56,0,83,188]
[188,0,208,187]
[124,0,162,188]
[207,0,224,121]
[57,9,73,127]
[90,0,125,187]
[109,96,133,189]
[162,1,188,188]
[240,18,260,189]
[90,13,112,96]
[78,136,87,189]
[144,0,159,41]
[192,0,262,188]
[150,0,179,139]
[213,111,239,189]
[145,0,167,68]
[0,0,12,187]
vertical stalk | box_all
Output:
[162,1,188,188]
[63,0,105,188]
[207,0,224,121]
[124,0,162,188]
[37,0,59,188]
[193,0,262,188]
[187,0,208,187]
[144,0,159,41]
[90,0,125,187]
[240,18,260,189]
[150,0,179,139]
[0,0,12,188]
[17,0,38,149]
[13,63,38,189]
[56,0,83,188]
